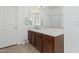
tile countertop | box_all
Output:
[28,28,64,37]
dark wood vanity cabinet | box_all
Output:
[54,35,64,53]
[28,31,32,43]
[28,31,42,52]
[42,34,64,53]
[34,32,42,52]
[28,30,64,53]
[42,35,54,53]
[35,36,42,52]
[28,31,35,46]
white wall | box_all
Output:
[64,6,79,53]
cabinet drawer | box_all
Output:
[35,32,42,37]
[43,34,54,40]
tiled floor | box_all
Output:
[0,43,40,53]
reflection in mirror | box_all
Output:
[25,6,44,29]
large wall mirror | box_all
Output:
[25,6,63,29]
[25,6,44,28]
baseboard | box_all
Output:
[0,40,29,49]
[0,44,17,49]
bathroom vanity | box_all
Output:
[28,28,64,53]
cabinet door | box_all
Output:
[28,31,35,46]
[31,32,35,46]
[54,35,64,53]
[35,36,42,52]
[28,31,32,44]
[42,35,54,53]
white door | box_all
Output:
[0,7,18,48]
